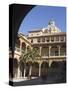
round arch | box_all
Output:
[22,42,26,51]
[41,62,48,77]
[51,61,59,68]
[31,62,39,77]
[27,46,31,51]
[26,61,33,77]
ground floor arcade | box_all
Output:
[9,58,66,80]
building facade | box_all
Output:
[9,20,66,81]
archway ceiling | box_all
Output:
[9,4,35,56]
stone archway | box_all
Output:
[51,61,59,68]
[50,61,66,81]
[27,46,31,51]
[32,62,39,77]
[22,42,26,51]
[51,61,66,71]
[50,61,59,73]
[26,61,33,77]
[41,62,48,77]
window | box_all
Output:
[31,34,33,36]
[46,37,49,42]
[31,39,33,43]
[55,51,58,56]
[37,34,39,35]
[42,37,45,42]
[37,38,40,42]
[41,47,48,56]
[51,36,54,42]
[60,45,66,56]
[55,36,59,41]
[60,36,64,42]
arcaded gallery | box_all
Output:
[9,20,66,81]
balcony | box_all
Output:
[14,47,26,55]
[41,50,66,59]
[32,36,65,45]
[14,47,21,55]
[42,55,66,60]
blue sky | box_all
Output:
[19,5,66,35]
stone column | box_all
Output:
[24,67,26,78]
[40,46,42,56]
[39,63,41,77]
[59,36,60,42]
[20,71,22,78]
[49,46,51,57]
[58,45,60,56]
[49,60,52,67]
[17,66,20,79]
[54,37,56,42]
[48,46,51,68]
[29,66,32,76]
[50,37,51,42]
[14,70,17,79]
[45,37,46,42]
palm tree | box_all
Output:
[27,48,41,78]
[19,47,41,79]
[19,49,30,78]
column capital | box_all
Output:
[57,45,60,47]
[19,38,22,43]
[39,63,41,66]
[49,60,53,67]
[40,46,42,48]
[49,45,51,48]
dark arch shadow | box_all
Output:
[9,4,35,57]
[51,61,59,68]
[9,58,18,78]
[41,62,48,78]
[32,62,39,77]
